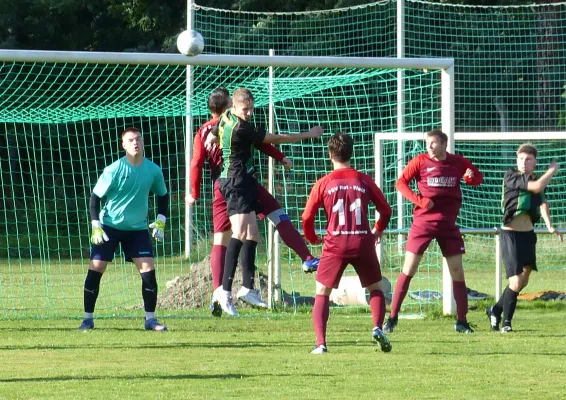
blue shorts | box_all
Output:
[90,225,154,262]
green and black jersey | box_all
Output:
[502,167,546,225]
[214,109,267,179]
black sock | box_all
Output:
[493,286,509,315]
[503,288,519,325]
[140,270,158,313]
[241,240,258,289]
[84,269,103,314]
[222,238,243,291]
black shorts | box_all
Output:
[218,175,261,217]
[90,225,154,263]
[500,229,537,278]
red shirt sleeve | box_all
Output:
[395,155,430,209]
[254,142,285,162]
[190,133,206,199]
[460,155,483,186]
[364,175,392,232]
[302,178,324,244]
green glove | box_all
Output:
[91,220,109,245]
[149,214,166,242]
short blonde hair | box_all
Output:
[517,143,537,158]
[232,87,254,104]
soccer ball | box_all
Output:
[176,30,204,56]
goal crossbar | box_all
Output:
[0,50,454,70]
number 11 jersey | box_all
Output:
[302,167,392,257]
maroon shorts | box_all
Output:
[212,180,282,233]
[405,220,465,257]
[316,243,382,289]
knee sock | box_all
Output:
[313,295,330,347]
[140,270,158,318]
[369,290,386,329]
[210,245,226,290]
[493,286,509,315]
[453,280,469,322]
[503,288,519,325]
[83,269,103,317]
[240,240,258,289]
[389,273,413,318]
[275,220,311,261]
[222,238,243,292]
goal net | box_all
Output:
[0,51,450,317]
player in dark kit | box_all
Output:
[486,143,561,333]
[187,87,320,317]
[384,129,483,334]
[206,87,323,317]
[302,133,393,354]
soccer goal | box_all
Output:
[0,49,454,318]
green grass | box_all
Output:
[1,306,566,399]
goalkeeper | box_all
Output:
[78,127,169,331]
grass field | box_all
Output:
[1,302,565,400]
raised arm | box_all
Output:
[395,156,431,209]
[262,126,323,145]
[528,162,559,193]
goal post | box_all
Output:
[0,49,453,318]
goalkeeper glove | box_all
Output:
[149,214,166,242]
[91,220,109,245]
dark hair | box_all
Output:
[517,143,537,158]
[122,127,141,138]
[426,129,448,144]
[328,132,353,163]
[208,87,231,115]
[233,87,254,104]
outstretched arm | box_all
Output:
[262,126,323,145]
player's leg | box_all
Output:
[80,226,117,330]
[385,223,432,332]
[310,254,347,354]
[125,230,166,331]
[211,181,232,291]
[352,247,391,352]
[256,185,318,273]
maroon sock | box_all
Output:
[210,245,226,290]
[313,295,330,347]
[453,280,468,321]
[389,272,412,318]
[276,220,311,261]
[369,290,386,329]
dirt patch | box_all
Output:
[518,290,566,301]
[156,257,315,310]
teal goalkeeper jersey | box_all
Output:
[93,157,167,231]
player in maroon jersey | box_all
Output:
[302,132,393,354]
[187,87,320,316]
[384,129,483,334]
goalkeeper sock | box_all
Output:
[210,245,226,290]
[453,280,469,321]
[83,269,103,314]
[369,289,386,329]
[313,295,330,347]
[389,272,412,318]
[240,240,258,289]
[502,287,519,324]
[223,238,243,291]
[275,220,311,261]
[140,270,158,313]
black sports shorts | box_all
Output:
[500,229,537,278]
[218,175,261,217]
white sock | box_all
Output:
[145,312,155,321]
[84,312,94,319]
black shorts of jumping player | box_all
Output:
[500,229,537,278]
[218,175,261,217]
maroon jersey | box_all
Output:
[302,168,392,257]
[396,153,483,224]
[190,117,285,199]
